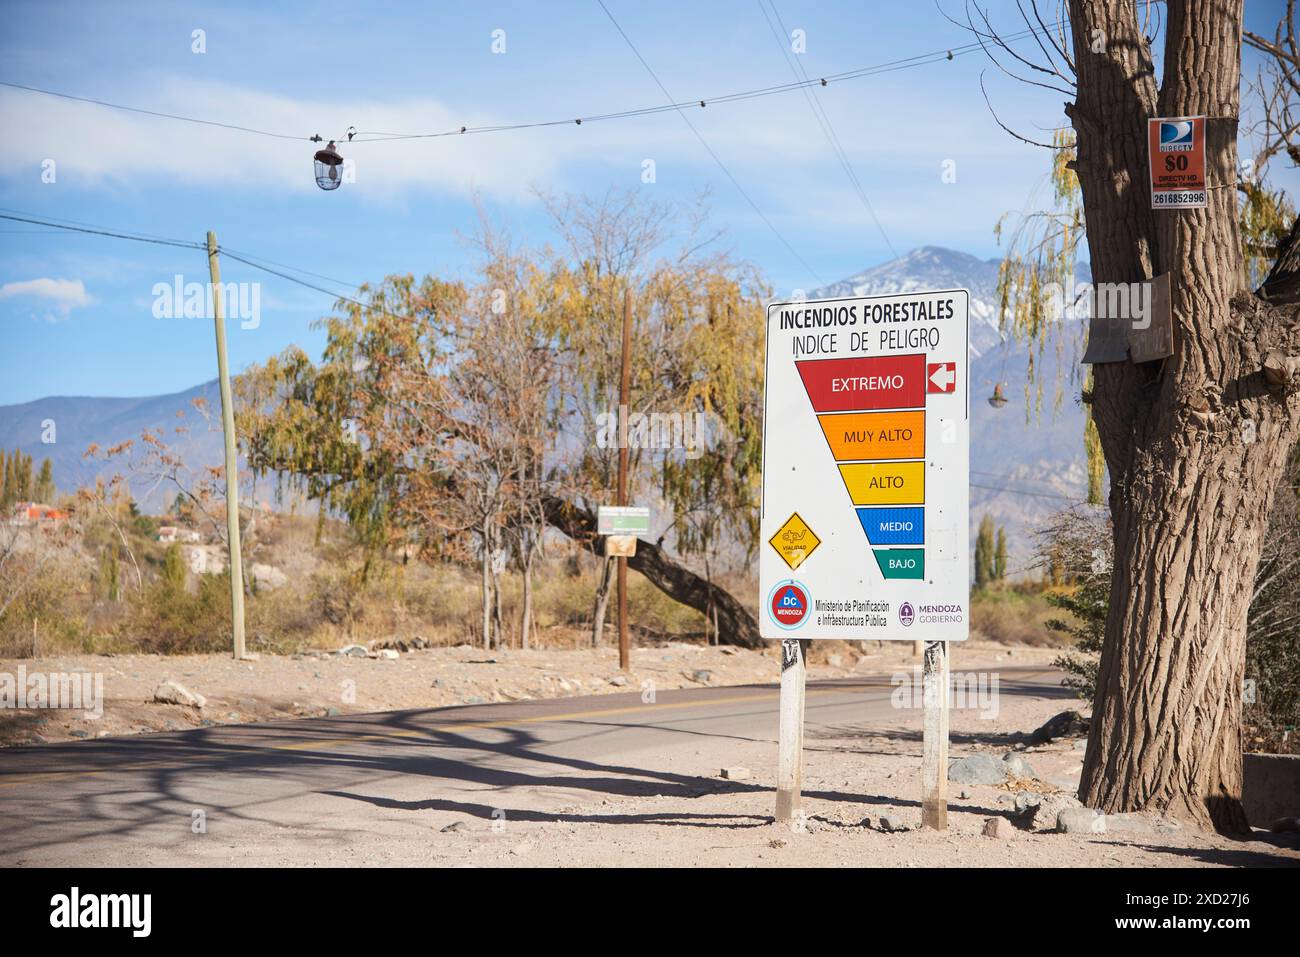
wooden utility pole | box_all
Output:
[616,288,632,671]
[921,640,949,829]
[775,638,808,822]
[206,231,247,660]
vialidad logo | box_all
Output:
[767,580,811,630]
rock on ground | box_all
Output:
[1029,709,1090,744]
[1015,792,1083,832]
[948,753,1007,785]
[1057,807,1106,834]
[152,680,205,709]
[1104,812,1154,834]
[1001,752,1038,779]
[982,817,1016,838]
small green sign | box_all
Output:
[597,506,650,536]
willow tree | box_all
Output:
[535,190,769,648]
[657,267,766,643]
[238,193,769,648]
[236,276,468,578]
[981,1,1300,831]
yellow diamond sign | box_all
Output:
[769,512,821,570]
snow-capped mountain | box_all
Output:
[814,245,1092,573]
[1,246,1090,574]
[813,245,1007,357]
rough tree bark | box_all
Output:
[543,496,763,648]
[590,554,613,647]
[1068,0,1300,831]
[479,516,493,650]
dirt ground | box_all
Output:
[3,639,1297,867]
[411,756,1300,869]
[0,637,1049,747]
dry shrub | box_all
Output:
[970,587,1069,647]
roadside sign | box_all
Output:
[769,512,821,570]
[1148,116,1206,209]
[1127,273,1174,362]
[597,505,650,536]
[605,534,637,557]
[759,290,970,641]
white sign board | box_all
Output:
[759,290,970,641]
[597,505,651,536]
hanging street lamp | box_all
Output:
[312,140,345,191]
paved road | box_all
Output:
[0,668,1062,866]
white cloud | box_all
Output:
[0,277,94,320]
[0,77,582,201]
[0,69,1044,207]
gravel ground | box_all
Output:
[4,640,1296,867]
[0,638,1054,747]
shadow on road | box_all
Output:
[0,674,1087,857]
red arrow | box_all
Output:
[927,362,956,393]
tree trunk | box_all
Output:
[520,554,533,650]
[492,566,503,650]
[545,495,763,648]
[1068,0,1300,831]
[479,520,492,650]
[590,554,613,647]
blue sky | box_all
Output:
[0,0,1293,405]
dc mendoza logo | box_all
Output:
[767,580,810,630]
[1159,120,1194,152]
[899,602,915,627]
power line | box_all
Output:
[0,206,224,248]
[595,0,825,285]
[217,246,362,293]
[350,22,1048,141]
[757,0,899,260]
[971,480,1078,501]
[217,249,370,308]
[0,22,1053,147]
[972,467,1071,484]
[0,80,310,141]
[0,211,382,318]
[0,212,205,251]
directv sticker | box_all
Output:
[758,290,970,641]
[1148,116,1206,209]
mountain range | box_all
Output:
[0,246,1090,571]
[812,247,1090,568]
